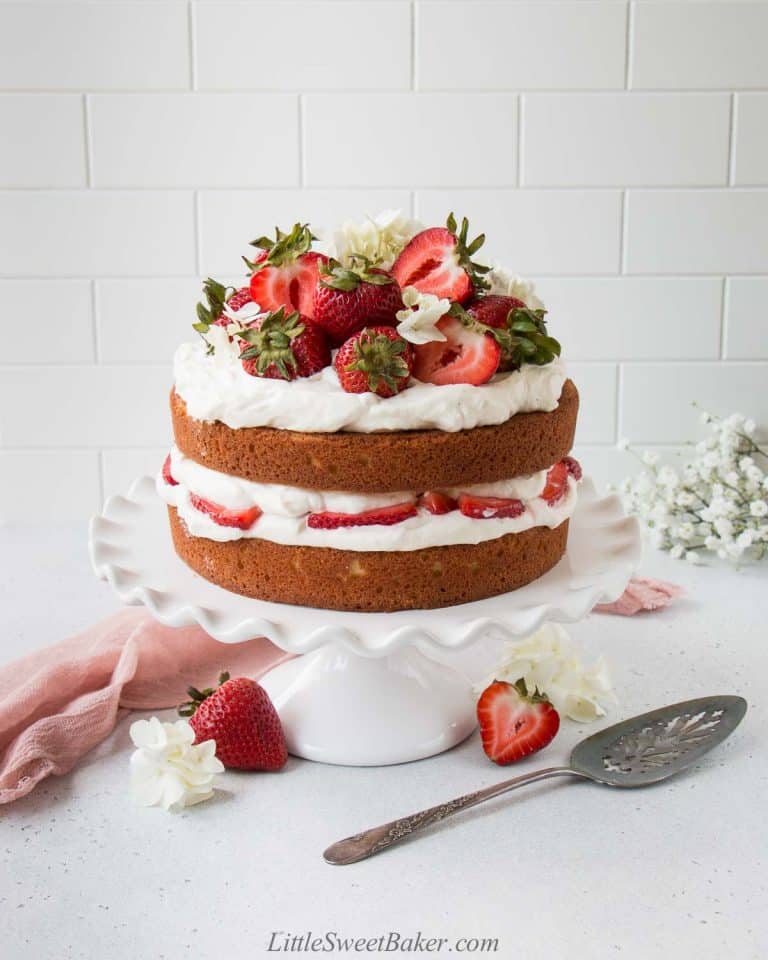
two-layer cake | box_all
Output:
[159,211,580,611]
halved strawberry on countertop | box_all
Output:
[477,679,560,765]
[412,315,501,386]
[307,502,417,530]
[189,493,262,530]
[246,222,327,318]
[392,213,490,305]
[457,494,525,520]
[419,491,458,515]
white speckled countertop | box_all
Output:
[1,524,766,960]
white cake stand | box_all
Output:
[90,477,641,766]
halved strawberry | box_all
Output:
[313,258,403,346]
[391,213,490,305]
[246,223,327,318]
[238,307,330,380]
[457,494,525,519]
[419,491,457,515]
[334,326,414,398]
[189,493,261,530]
[307,502,417,530]
[162,454,178,487]
[412,315,501,386]
[477,679,560,765]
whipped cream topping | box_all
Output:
[173,340,567,434]
[157,448,577,552]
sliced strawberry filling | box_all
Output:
[458,494,526,520]
[189,494,262,530]
[307,502,418,530]
[162,454,178,487]
[419,491,458,515]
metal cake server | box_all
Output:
[324,695,747,865]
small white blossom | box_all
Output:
[476,623,614,723]
[619,411,768,565]
[327,210,422,270]
[642,451,660,467]
[618,437,630,451]
[129,718,224,813]
[486,267,545,310]
[395,286,451,345]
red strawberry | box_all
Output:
[334,326,414,398]
[563,456,583,481]
[412,315,501,386]
[391,213,490,305]
[464,296,562,371]
[162,453,178,486]
[419,491,458,515]
[180,672,287,771]
[189,493,262,530]
[477,679,560,765]
[313,259,404,346]
[246,223,327,318]
[457,494,525,519]
[194,279,255,337]
[238,307,330,380]
[307,501,417,530]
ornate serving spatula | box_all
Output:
[324,695,747,865]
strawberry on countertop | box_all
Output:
[179,672,287,771]
[246,222,327,318]
[391,213,490,305]
[189,493,262,530]
[313,257,404,346]
[334,326,414,398]
[477,679,560,765]
[238,307,330,380]
[411,314,501,386]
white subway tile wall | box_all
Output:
[0,0,766,524]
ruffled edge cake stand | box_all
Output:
[89,476,641,766]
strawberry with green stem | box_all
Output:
[334,326,414,398]
[392,213,491,305]
[463,296,561,371]
[313,256,404,346]
[246,222,327,318]
[237,306,330,380]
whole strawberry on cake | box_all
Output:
[159,211,581,612]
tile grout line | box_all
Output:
[82,94,94,187]
[90,279,100,363]
[619,190,628,274]
[727,93,737,185]
[624,1,634,90]
[187,1,197,91]
[720,277,730,359]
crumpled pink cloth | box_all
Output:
[0,608,292,805]
[594,577,685,616]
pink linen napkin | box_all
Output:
[0,608,292,805]
[594,577,685,616]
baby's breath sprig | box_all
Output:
[618,408,768,565]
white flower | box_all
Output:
[395,286,451,345]
[327,210,422,270]
[618,437,630,451]
[642,450,660,467]
[744,419,756,436]
[477,623,614,723]
[750,500,768,518]
[129,718,223,813]
[486,266,545,310]
[670,544,684,559]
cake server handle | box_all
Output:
[323,766,577,865]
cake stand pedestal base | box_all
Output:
[259,643,475,765]
[90,476,641,767]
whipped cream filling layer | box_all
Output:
[158,448,577,552]
[173,340,567,434]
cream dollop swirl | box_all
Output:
[173,341,567,434]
